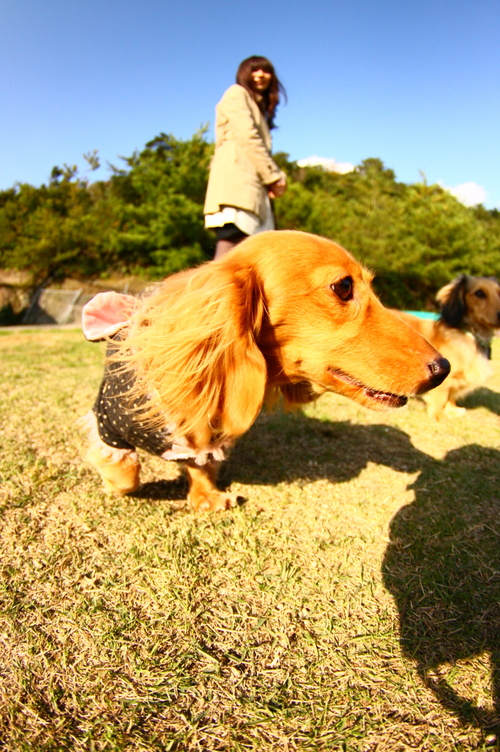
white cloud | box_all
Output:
[296,155,355,175]
[447,181,487,207]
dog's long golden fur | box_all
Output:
[83,230,450,510]
[394,274,500,419]
[119,260,268,449]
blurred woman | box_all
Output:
[204,55,287,259]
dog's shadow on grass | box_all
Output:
[132,412,430,502]
[131,475,189,502]
[382,443,500,738]
[130,411,500,735]
[221,411,429,488]
[459,387,500,416]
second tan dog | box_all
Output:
[82,230,450,511]
[394,274,500,419]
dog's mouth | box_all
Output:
[327,367,408,408]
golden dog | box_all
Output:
[82,231,449,511]
[394,274,500,419]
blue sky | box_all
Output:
[2,0,499,207]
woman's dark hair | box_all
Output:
[236,55,286,128]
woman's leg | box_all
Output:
[214,224,248,259]
[214,238,240,259]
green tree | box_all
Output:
[107,130,214,275]
[276,158,500,308]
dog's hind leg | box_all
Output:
[86,442,141,495]
[81,411,141,494]
[185,459,238,512]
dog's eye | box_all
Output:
[331,276,353,301]
[474,289,486,299]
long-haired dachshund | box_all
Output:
[394,274,500,419]
[82,230,449,511]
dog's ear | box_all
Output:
[218,263,268,439]
[120,261,268,448]
[437,274,469,327]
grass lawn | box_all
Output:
[1,327,499,751]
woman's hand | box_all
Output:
[267,177,287,198]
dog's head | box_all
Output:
[227,231,449,411]
[87,231,449,450]
[437,274,500,336]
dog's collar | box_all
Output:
[471,330,492,359]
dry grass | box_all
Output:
[1,327,500,751]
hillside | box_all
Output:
[1,132,499,315]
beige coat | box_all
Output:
[204,84,284,221]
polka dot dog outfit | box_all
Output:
[93,342,231,466]
[93,354,171,456]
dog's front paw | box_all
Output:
[188,489,238,512]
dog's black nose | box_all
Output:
[428,357,450,387]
